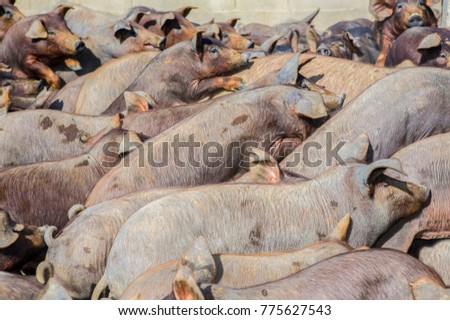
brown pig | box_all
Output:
[99,159,429,297]
[385,27,450,68]
[0,109,121,167]
[85,86,332,206]
[117,216,352,300]
[1,209,51,271]
[0,129,142,230]
[376,133,450,252]
[175,249,444,300]
[229,53,395,103]
[0,0,25,42]
[369,0,439,66]
[78,32,253,115]
[0,5,85,89]
[279,67,450,180]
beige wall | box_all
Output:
[16,0,374,32]
[16,0,447,31]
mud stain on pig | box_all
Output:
[331,200,338,207]
[249,225,262,246]
[83,247,91,254]
[40,117,53,130]
[232,114,249,126]
[58,124,80,142]
[75,160,89,168]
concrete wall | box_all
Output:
[16,0,447,31]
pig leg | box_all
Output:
[375,32,394,67]
[196,76,246,95]
[24,56,62,89]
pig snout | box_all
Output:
[317,46,331,56]
[75,39,86,53]
[242,51,265,62]
[407,14,424,28]
[158,38,166,50]
[338,94,346,107]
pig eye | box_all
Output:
[48,30,56,36]
[300,80,309,89]
[209,46,219,54]
[223,33,229,39]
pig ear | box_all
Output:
[160,12,176,29]
[202,23,222,40]
[306,25,320,53]
[118,131,142,155]
[338,133,371,165]
[175,6,197,18]
[287,29,299,54]
[417,33,442,50]
[26,19,48,40]
[327,214,351,241]
[293,91,328,119]
[36,261,54,285]
[113,20,132,40]
[173,273,205,300]
[259,34,283,54]
[344,32,361,49]
[358,159,405,193]
[277,52,301,85]
[123,91,154,116]
[227,18,240,28]
[0,209,22,249]
[54,4,74,19]
[369,0,395,22]
[178,236,217,283]
[410,276,449,300]
[302,8,320,24]
[191,31,205,56]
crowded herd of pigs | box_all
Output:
[0,0,450,300]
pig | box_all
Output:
[130,6,198,48]
[85,86,334,206]
[99,158,429,297]
[53,17,165,84]
[174,249,444,300]
[369,0,439,66]
[198,20,254,50]
[0,0,25,42]
[0,109,121,167]
[385,27,450,68]
[44,187,184,299]
[233,147,282,184]
[0,77,44,97]
[229,53,395,103]
[75,32,252,115]
[117,216,353,300]
[1,209,51,271]
[238,9,320,52]
[241,53,346,111]
[0,5,85,89]
[98,32,254,114]
[309,19,380,64]
[44,74,88,111]
[0,129,142,230]
[279,67,450,180]
[0,272,43,300]
[38,278,72,300]
[409,240,450,285]
[410,276,450,299]
[374,133,450,252]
